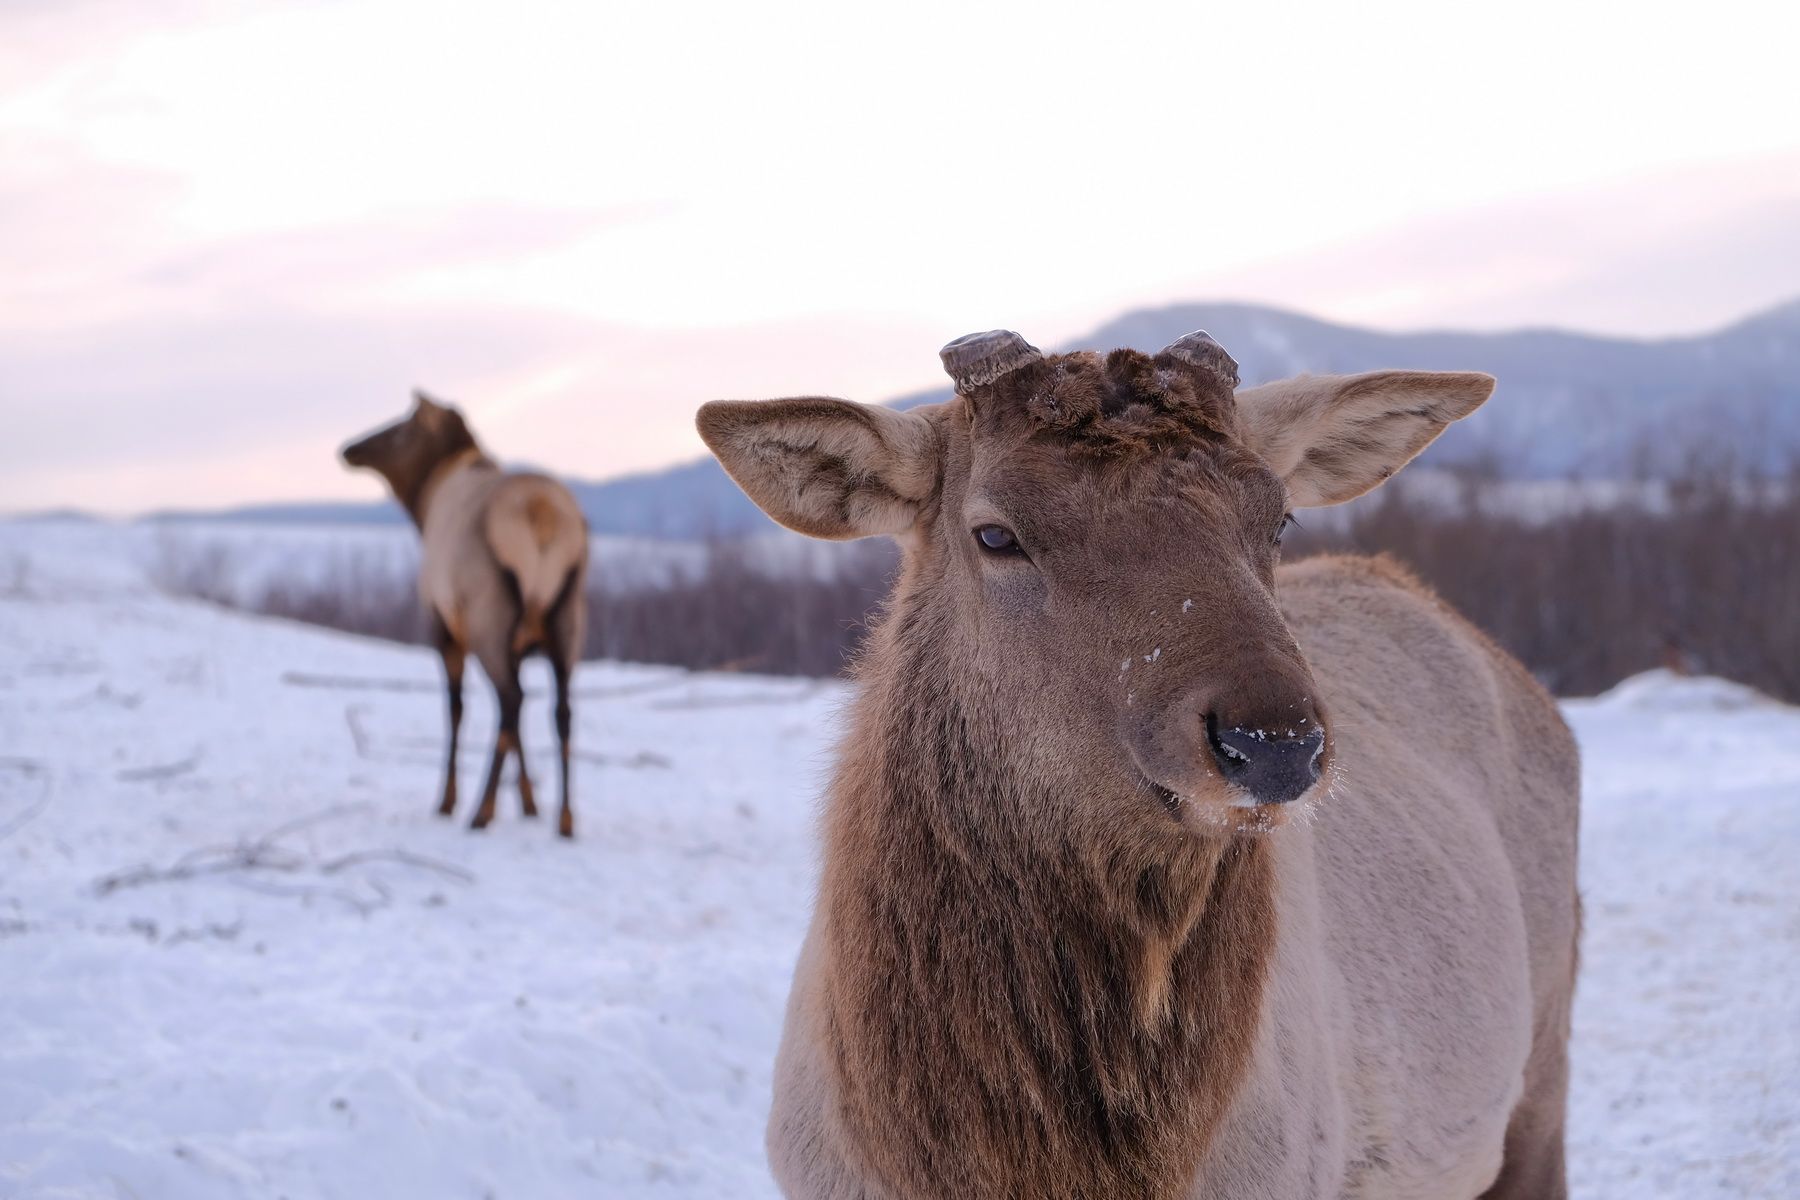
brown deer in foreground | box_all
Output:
[698,332,1580,1199]
[342,392,589,838]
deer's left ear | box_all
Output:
[1234,370,1494,508]
[696,397,941,540]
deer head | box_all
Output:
[698,332,1490,835]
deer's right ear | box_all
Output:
[696,398,940,540]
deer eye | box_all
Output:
[1274,513,1297,547]
[974,524,1022,555]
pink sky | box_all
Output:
[3,0,1798,515]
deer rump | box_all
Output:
[482,479,587,656]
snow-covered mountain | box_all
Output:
[141,298,1800,538]
[1077,298,1800,478]
[572,295,1800,536]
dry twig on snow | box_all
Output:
[91,804,475,916]
[115,749,203,783]
[0,756,52,843]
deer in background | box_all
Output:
[698,331,1580,1199]
[342,391,589,838]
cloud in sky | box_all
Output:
[2,0,1798,514]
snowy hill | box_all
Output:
[1,520,1797,1197]
[124,297,1800,539]
[541,294,1800,535]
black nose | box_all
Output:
[1206,717,1325,805]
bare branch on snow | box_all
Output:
[0,756,52,843]
[115,749,203,783]
[91,804,474,912]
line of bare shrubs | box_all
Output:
[151,460,1800,702]
[1285,464,1800,702]
[150,532,899,679]
[151,537,429,645]
[582,540,898,677]
[258,559,429,645]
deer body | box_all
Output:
[343,393,589,837]
[418,454,587,658]
[699,332,1578,1199]
[765,557,1573,1200]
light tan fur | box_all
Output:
[343,391,590,838]
[697,341,1580,1199]
[484,483,590,656]
[695,397,940,540]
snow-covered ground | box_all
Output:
[1,520,1795,1198]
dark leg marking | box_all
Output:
[545,565,580,840]
[436,620,466,819]
[472,670,523,832]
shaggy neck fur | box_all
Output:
[387,445,487,528]
[817,580,1277,1200]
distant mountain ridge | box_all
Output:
[147,298,1800,537]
